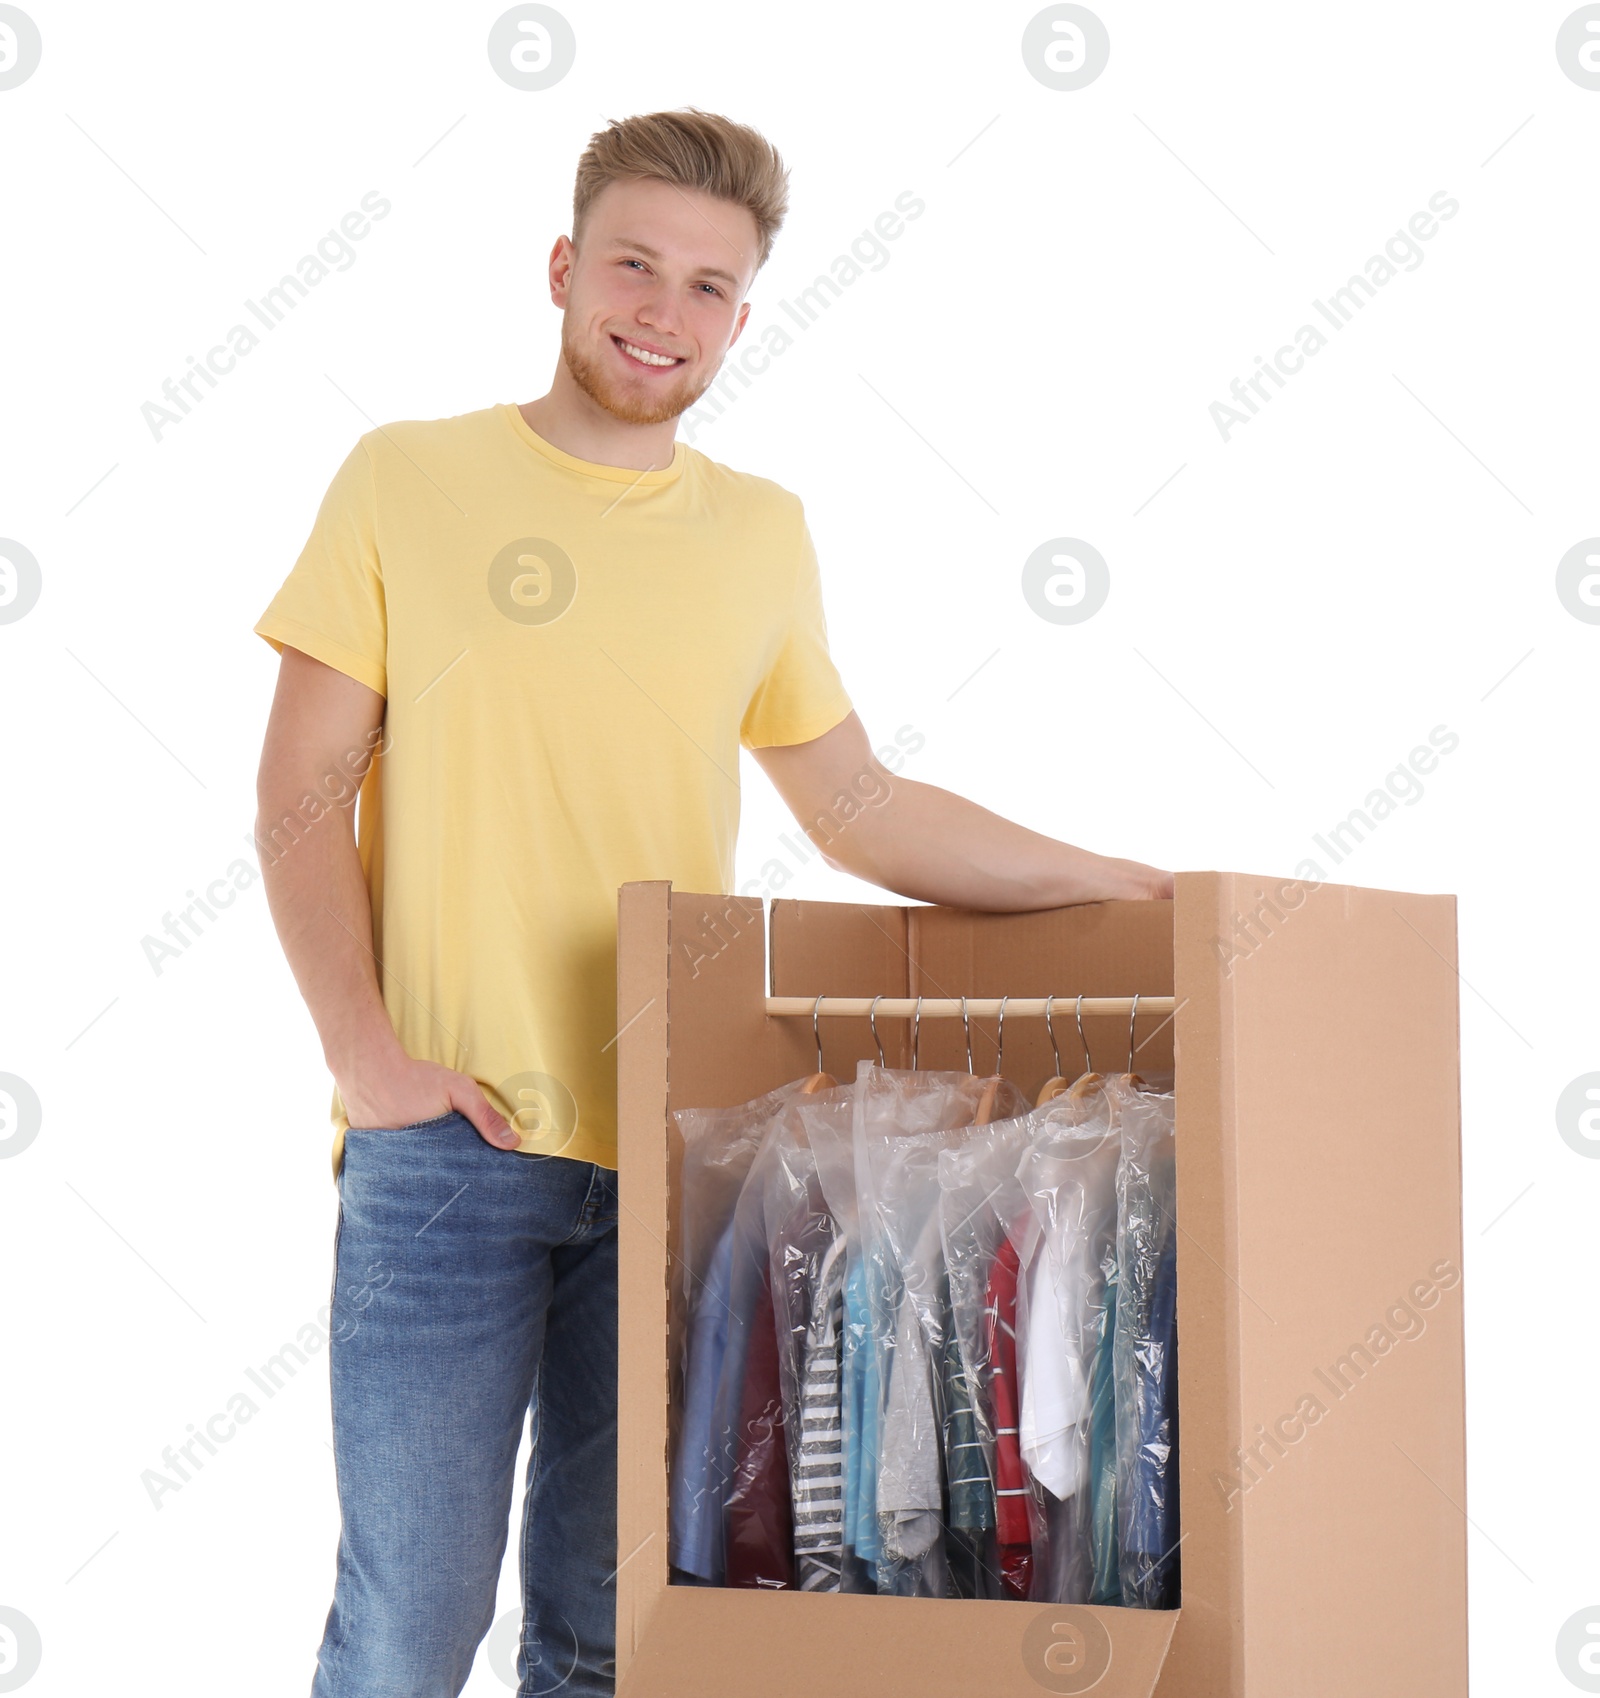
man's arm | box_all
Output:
[254,646,517,1147]
[751,711,1172,908]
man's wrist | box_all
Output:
[324,1019,407,1082]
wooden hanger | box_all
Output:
[976,1074,1004,1124]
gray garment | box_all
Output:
[876,1206,946,1563]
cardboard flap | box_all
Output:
[618,1589,1178,1698]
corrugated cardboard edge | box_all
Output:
[616,879,673,1675]
[1160,870,1246,1694]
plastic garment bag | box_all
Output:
[1109,1076,1180,1608]
[1087,1242,1121,1604]
[724,1259,792,1587]
[874,1160,949,1594]
[718,1094,852,1590]
[855,1063,1029,1598]
[760,1087,850,1591]
[670,1080,808,1584]
[1011,1091,1121,1606]
[939,1110,1042,1601]
[866,1070,1031,1598]
[792,1083,875,1591]
[933,1252,992,1598]
[792,1233,848,1589]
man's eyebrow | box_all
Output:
[608,237,743,290]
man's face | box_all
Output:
[554,176,758,427]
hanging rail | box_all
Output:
[765,996,1174,1018]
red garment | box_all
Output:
[724,1268,796,1588]
[983,1232,1034,1600]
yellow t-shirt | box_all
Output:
[254,402,852,1175]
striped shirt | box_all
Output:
[792,1234,847,1589]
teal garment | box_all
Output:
[841,1256,882,1583]
[1088,1257,1120,1604]
[940,1260,996,1601]
[939,1263,993,1535]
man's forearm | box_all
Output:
[815,773,1170,908]
[751,712,1170,909]
[254,800,403,1077]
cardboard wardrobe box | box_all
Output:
[613,870,1467,1698]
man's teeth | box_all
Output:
[618,339,680,367]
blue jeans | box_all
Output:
[312,1111,619,1698]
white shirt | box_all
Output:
[1016,1118,1120,1501]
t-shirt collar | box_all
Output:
[501,402,687,487]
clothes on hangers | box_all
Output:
[670,1216,738,1582]
[793,1234,847,1589]
[842,1253,885,1586]
[1014,1106,1121,1604]
[724,1265,794,1588]
[669,1041,1181,1611]
[983,1232,1035,1601]
[876,1206,948,1591]
[670,1081,807,1584]
[1122,1230,1180,1607]
[854,1063,1026,1600]
[938,1115,1037,1602]
[1087,1252,1121,1605]
[938,1258,996,1597]
[728,1101,841,1590]
[766,1147,841,1584]
[1111,1080,1180,1611]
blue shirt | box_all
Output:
[670,1219,738,1580]
[841,1254,883,1582]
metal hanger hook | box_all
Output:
[1044,994,1063,1077]
[868,993,886,1068]
[912,996,923,1071]
[812,993,824,1076]
[961,996,974,1074]
[995,994,1008,1078]
[1075,993,1092,1076]
[1128,991,1141,1074]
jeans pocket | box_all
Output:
[345,1110,463,1135]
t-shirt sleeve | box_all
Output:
[740,501,853,750]
[253,437,387,696]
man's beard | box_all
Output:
[562,322,720,427]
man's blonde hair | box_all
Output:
[572,107,790,276]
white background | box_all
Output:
[1,2,1595,1692]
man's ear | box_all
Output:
[548,235,575,308]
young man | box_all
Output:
[254,108,1169,1698]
